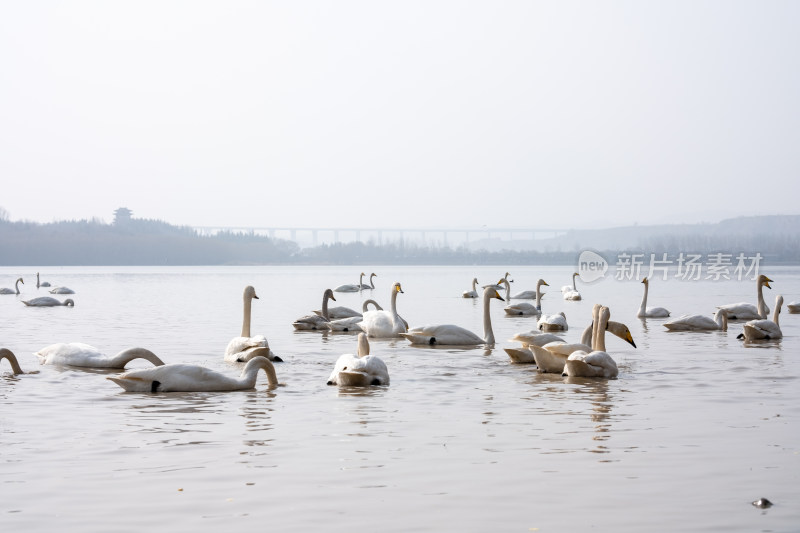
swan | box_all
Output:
[107,351,279,392]
[562,305,620,378]
[401,286,503,345]
[637,277,670,318]
[717,274,772,320]
[504,279,547,316]
[327,333,389,386]
[787,301,800,314]
[538,311,567,332]
[462,278,479,298]
[335,273,366,293]
[327,298,409,332]
[562,273,581,301]
[0,277,23,295]
[664,308,728,331]
[293,288,336,330]
[359,282,407,338]
[0,348,26,374]
[483,272,512,290]
[511,278,549,300]
[359,273,377,290]
[739,295,783,341]
[22,297,74,307]
[35,343,165,368]
[36,272,51,288]
[224,286,280,363]
[49,286,75,295]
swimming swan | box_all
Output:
[359,273,377,290]
[294,288,336,330]
[224,286,280,363]
[637,277,670,318]
[22,297,74,307]
[0,278,23,295]
[787,301,800,314]
[562,305,620,378]
[562,273,582,301]
[35,343,165,368]
[49,286,75,294]
[401,286,504,345]
[108,351,279,392]
[0,348,26,374]
[739,295,783,341]
[717,275,772,320]
[360,282,407,338]
[538,311,568,332]
[36,272,51,288]
[327,333,389,386]
[327,299,388,332]
[462,278,479,298]
[335,273,366,293]
[505,279,547,316]
[664,308,729,331]
[511,278,548,300]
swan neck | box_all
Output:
[0,349,24,374]
[321,291,331,319]
[15,278,22,294]
[595,312,608,352]
[111,347,165,368]
[242,294,253,337]
[357,334,370,357]
[639,281,649,316]
[243,357,278,386]
[572,274,577,291]
[472,278,478,291]
[580,324,592,346]
[757,279,768,319]
[483,290,495,344]
[773,301,781,326]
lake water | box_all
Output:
[1,265,799,532]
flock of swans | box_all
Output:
[0,269,794,393]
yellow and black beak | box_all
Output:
[396,284,404,294]
[625,331,636,348]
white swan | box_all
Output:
[401,286,503,345]
[504,279,547,316]
[562,305,620,378]
[360,282,407,338]
[532,318,635,373]
[35,343,165,368]
[49,286,75,295]
[108,351,279,392]
[36,272,51,288]
[664,308,728,331]
[788,301,800,314]
[717,274,772,320]
[293,288,336,331]
[224,286,280,363]
[462,278,479,298]
[359,273,377,290]
[511,278,549,300]
[739,295,783,341]
[22,297,74,307]
[483,272,512,290]
[0,277,23,295]
[538,311,567,332]
[335,272,366,293]
[327,333,389,386]
[562,272,581,301]
[0,348,26,374]
[637,277,670,318]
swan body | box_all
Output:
[562,273,581,301]
[664,309,728,331]
[326,316,365,332]
[718,275,772,319]
[504,347,536,364]
[313,306,361,320]
[36,272,51,288]
[787,301,800,314]
[335,272,366,293]
[637,277,670,318]
[740,295,783,341]
[108,352,278,392]
[49,286,75,295]
[508,331,565,347]
[0,348,26,374]
[294,288,336,331]
[562,306,619,378]
[22,297,74,307]
[505,279,547,315]
[402,286,503,345]
[35,343,165,369]
[225,286,279,363]
[0,278,23,295]
[462,278,479,298]
[538,312,567,332]
[327,333,389,386]
[359,273,377,290]
[360,282,407,338]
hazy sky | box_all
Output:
[2,1,798,231]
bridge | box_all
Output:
[193,226,570,247]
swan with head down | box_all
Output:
[108,350,279,392]
[225,285,280,362]
[36,343,165,369]
[562,305,621,378]
[327,333,389,386]
[738,295,783,341]
[1,348,28,374]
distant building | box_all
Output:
[114,207,133,225]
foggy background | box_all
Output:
[2,1,798,231]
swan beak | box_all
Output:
[641,277,647,284]
[396,284,404,293]
[331,294,337,301]
[495,293,505,302]
[542,281,549,286]
[625,332,636,348]
[253,294,259,299]
[764,280,772,289]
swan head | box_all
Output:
[607,321,636,348]
[642,277,649,285]
[537,279,549,287]
[324,288,336,301]
[244,285,259,300]
[393,282,404,294]
[484,287,505,302]
[758,274,773,289]
[64,299,75,307]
